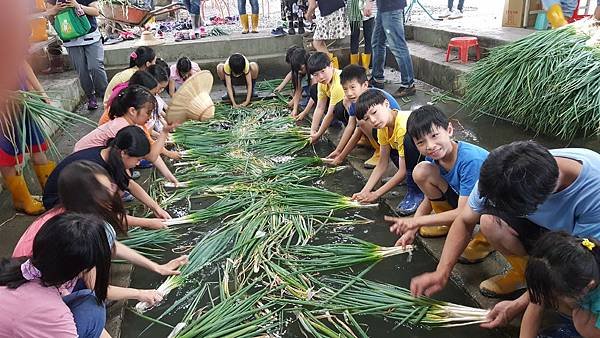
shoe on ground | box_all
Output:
[458,233,494,264]
[395,85,416,97]
[369,78,384,89]
[395,188,424,216]
[363,151,380,169]
[271,27,286,37]
[87,96,98,110]
[136,159,153,169]
[122,191,135,203]
[288,27,296,35]
[438,8,452,18]
[448,9,463,19]
[297,25,305,34]
[130,170,141,180]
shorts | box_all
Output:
[333,101,349,126]
[0,113,48,166]
[483,210,549,253]
[440,187,459,209]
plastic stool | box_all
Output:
[445,37,480,63]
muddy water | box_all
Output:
[121,135,508,338]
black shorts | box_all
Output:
[483,210,549,253]
[442,187,459,209]
[333,101,349,126]
[374,130,423,173]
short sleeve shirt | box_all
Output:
[74,117,131,153]
[317,69,345,106]
[348,88,399,117]
[377,110,411,156]
[170,62,201,86]
[103,67,138,106]
[223,56,250,77]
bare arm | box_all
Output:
[373,154,406,198]
[410,196,468,228]
[127,180,171,219]
[152,156,178,184]
[225,75,237,106]
[310,98,328,133]
[333,116,357,154]
[519,302,543,338]
[275,71,292,92]
[573,307,600,338]
[125,215,166,230]
[114,241,187,275]
[243,72,252,106]
[314,103,337,139]
[361,145,391,192]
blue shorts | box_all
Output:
[0,113,47,166]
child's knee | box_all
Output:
[64,290,106,338]
[412,161,438,184]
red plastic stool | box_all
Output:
[445,37,480,63]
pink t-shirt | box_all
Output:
[13,207,64,258]
[169,62,200,87]
[73,117,131,153]
[0,280,77,338]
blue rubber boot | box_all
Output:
[395,173,424,216]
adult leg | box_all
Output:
[249,0,259,32]
[63,289,106,338]
[238,0,250,33]
[448,0,455,10]
[360,18,374,70]
[396,134,424,215]
[379,9,415,90]
[67,46,95,99]
[286,0,295,34]
[83,40,109,98]
[457,0,465,12]
[350,21,360,55]
[370,14,386,87]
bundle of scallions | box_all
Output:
[463,19,600,139]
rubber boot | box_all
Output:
[396,173,424,216]
[240,14,250,34]
[350,53,360,65]
[459,231,494,264]
[360,53,371,71]
[419,199,452,237]
[251,14,259,33]
[480,255,528,298]
[4,175,45,215]
[33,161,56,189]
[547,4,568,29]
[329,53,339,69]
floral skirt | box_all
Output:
[313,7,350,41]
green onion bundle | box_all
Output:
[463,21,600,139]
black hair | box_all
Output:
[128,70,159,90]
[307,52,331,75]
[154,58,170,76]
[146,64,169,83]
[176,56,193,78]
[526,232,600,309]
[1,213,111,303]
[407,105,450,140]
[340,64,368,85]
[478,141,558,217]
[290,48,308,90]
[229,53,247,76]
[285,46,300,64]
[58,161,128,235]
[105,125,150,190]
[109,84,157,120]
[354,88,387,120]
[129,46,156,69]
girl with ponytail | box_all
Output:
[103,46,157,107]
[521,232,600,338]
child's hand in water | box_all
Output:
[326,149,340,159]
[386,215,420,234]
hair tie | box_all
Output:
[582,238,596,251]
[21,259,42,280]
[130,51,138,60]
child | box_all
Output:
[155,58,175,97]
[306,52,346,144]
[146,64,170,133]
[14,161,188,306]
[275,47,314,118]
[217,53,260,108]
[1,213,110,338]
[77,85,179,183]
[324,64,392,169]
[522,232,600,338]
[169,56,201,94]
[386,105,490,259]
[44,126,172,221]
[104,46,156,107]
[351,89,424,216]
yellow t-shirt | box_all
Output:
[103,67,138,106]
[317,69,344,106]
[223,55,250,77]
[377,109,411,157]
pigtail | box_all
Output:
[0,257,28,289]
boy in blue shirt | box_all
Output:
[386,106,490,264]
[411,141,600,329]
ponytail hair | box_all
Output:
[129,46,156,69]
[108,84,156,120]
[1,213,111,303]
[147,64,169,83]
[290,48,308,90]
[105,125,150,190]
[58,161,128,235]
[526,232,600,309]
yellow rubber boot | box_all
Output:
[329,53,339,69]
[251,14,259,33]
[4,175,45,215]
[419,200,453,237]
[480,255,528,298]
[240,14,250,34]
[547,4,568,28]
[33,161,56,189]
[364,148,380,169]
[360,53,371,70]
[459,231,494,264]
[350,53,360,65]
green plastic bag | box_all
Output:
[53,8,91,41]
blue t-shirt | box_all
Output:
[426,141,488,196]
[468,148,600,239]
[348,88,399,117]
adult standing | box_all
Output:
[305,0,350,69]
[365,0,416,97]
[238,0,260,34]
[46,0,108,110]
